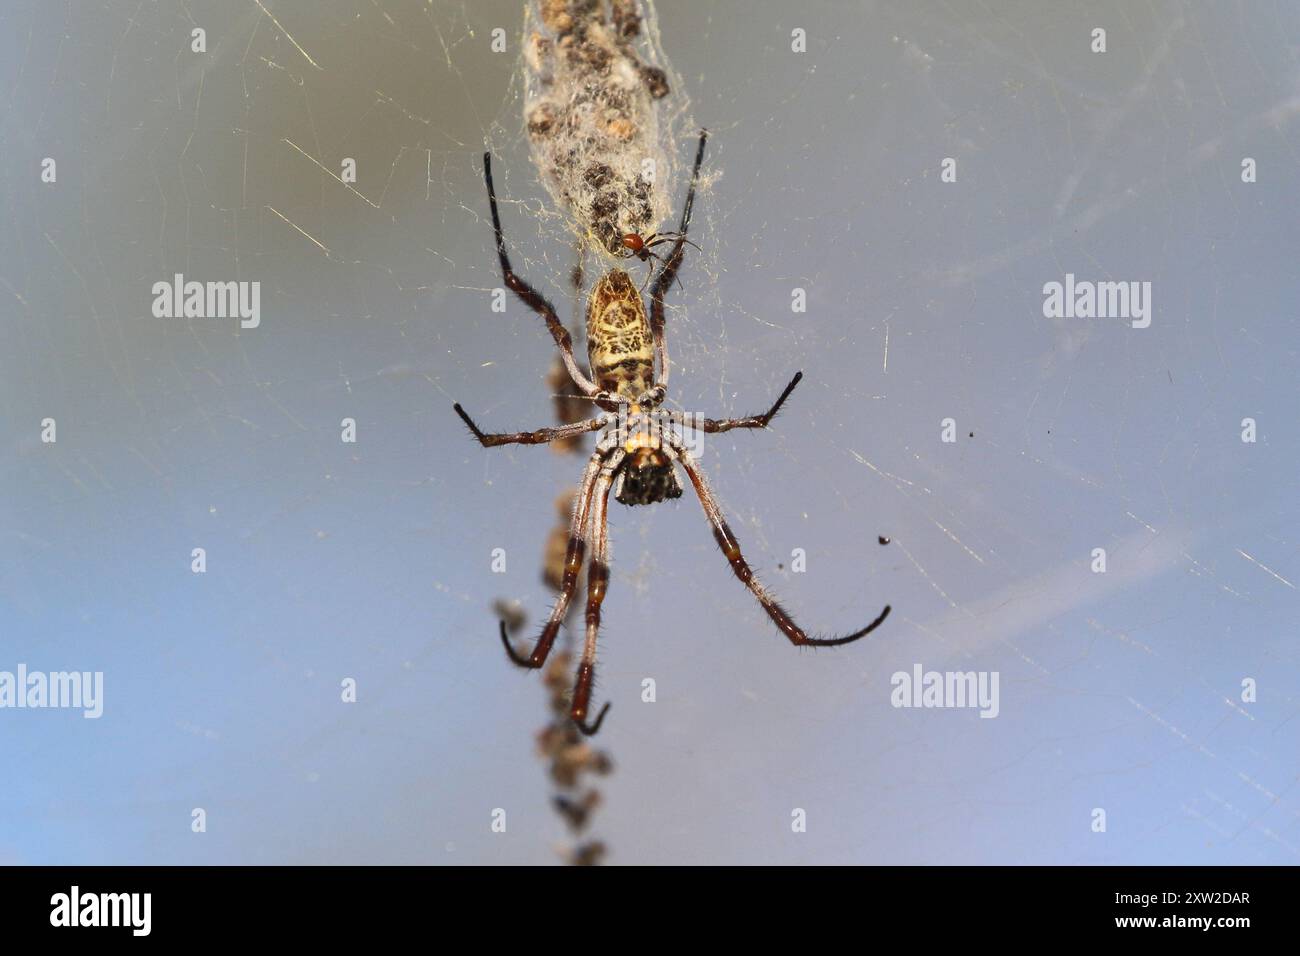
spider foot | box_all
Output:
[499,620,541,668]
[572,702,611,736]
[453,402,489,445]
[799,604,892,646]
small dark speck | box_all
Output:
[776,562,784,570]
[968,432,974,438]
[878,536,890,546]
[1168,370,1174,384]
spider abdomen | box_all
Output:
[586,269,654,401]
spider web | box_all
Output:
[1,0,1297,865]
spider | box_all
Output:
[454,130,891,735]
[618,229,699,293]
[618,229,701,264]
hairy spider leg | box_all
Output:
[483,151,601,398]
[453,404,607,447]
[571,455,620,734]
[648,129,709,398]
[660,371,805,435]
[498,447,608,669]
[666,437,891,646]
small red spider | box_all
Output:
[618,230,700,264]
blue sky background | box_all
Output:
[1,0,1297,864]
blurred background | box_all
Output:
[1,0,1297,864]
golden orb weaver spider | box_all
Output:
[454,130,891,735]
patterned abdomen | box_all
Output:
[586,270,654,401]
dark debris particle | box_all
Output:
[611,0,640,37]
[527,103,557,136]
[581,40,612,72]
[584,162,613,189]
[640,65,670,98]
[570,841,607,866]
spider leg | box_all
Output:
[649,129,708,394]
[573,703,610,736]
[453,403,606,447]
[499,448,607,669]
[694,371,804,434]
[634,250,684,297]
[483,152,600,397]
[669,439,890,646]
[570,239,586,327]
[636,253,661,293]
[570,455,619,734]
[646,234,702,255]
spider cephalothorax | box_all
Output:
[454,131,891,736]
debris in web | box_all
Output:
[521,0,690,257]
